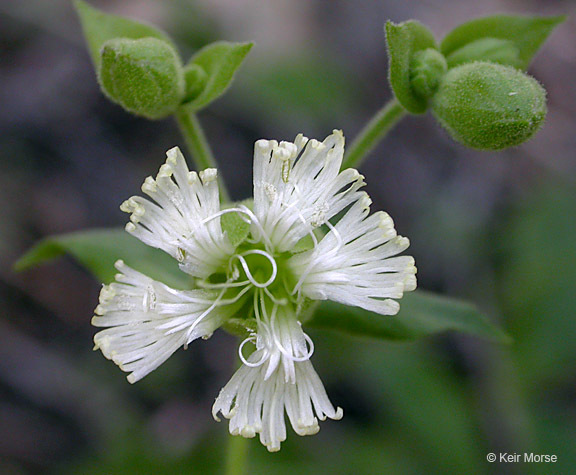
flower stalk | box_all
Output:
[175,105,230,202]
[343,98,406,169]
[225,421,250,475]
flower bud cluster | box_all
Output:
[385,16,560,150]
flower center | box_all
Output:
[230,249,278,288]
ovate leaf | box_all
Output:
[74,0,173,69]
[307,290,510,343]
[441,15,566,70]
[183,41,253,111]
[15,228,187,288]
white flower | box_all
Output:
[92,130,416,450]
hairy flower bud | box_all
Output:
[99,37,185,119]
[432,62,547,150]
[410,48,448,100]
[182,63,208,103]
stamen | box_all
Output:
[142,285,157,311]
[281,160,291,183]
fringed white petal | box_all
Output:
[289,194,417,315]
[92,260,232,383]
[120,146,234,279]
[212,332,342,452]
[253,130,365,252]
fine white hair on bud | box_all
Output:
[432,62,547,150]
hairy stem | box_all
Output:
[343,98,406,169]
[175,106,230,202]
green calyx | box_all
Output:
[385,20,438,114]
[432,61,547,150]
[410,48,448,100]
[98,37,185,120]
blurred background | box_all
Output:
[1,0,575,473]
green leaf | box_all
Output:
[444,38,522,69]
[15,229,188,289]
[74,0,173,69]
[307,290,511,343]
[183,41,253,111]
[385,20,438,114]
[441,15,566,70]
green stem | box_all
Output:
[343,98,406,169]
[225,434,250,475]
[175,106,230,202]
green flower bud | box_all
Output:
[445,38,521,69]
[432,62,547,150]
[410,48,448,100]
[182,63,208,103]
[98,37,185,120]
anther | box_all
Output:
[200,168,217,183]
[294,133,309,151]
[187,171,198,184]
[158,163,173,178]
[255,139,270,151]
[142,177,157,194]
